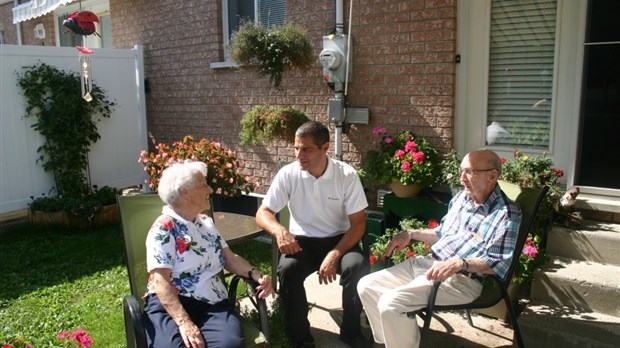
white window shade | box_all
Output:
[486,0,557,149]
[13,0,77,24]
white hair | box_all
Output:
[157,161,208,206]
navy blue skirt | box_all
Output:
[144,294,244,348]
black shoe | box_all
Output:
[293,335,315,348]
[339,334,374,348]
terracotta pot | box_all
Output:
[389,181,422,198]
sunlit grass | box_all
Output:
[0,221,282,347]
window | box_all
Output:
[485,0,557,149]
[221,0,286,61]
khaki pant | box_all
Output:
[357,255,483,347]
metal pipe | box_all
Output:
[14,0,23,45]
[336,0,343,34]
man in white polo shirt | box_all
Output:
[256,121,369,348]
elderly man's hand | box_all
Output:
[425,258,461,282]
[386,230,412,257]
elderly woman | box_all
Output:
[144,161,274,348]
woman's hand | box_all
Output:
[253,273,275,299]
[178,318,205,348]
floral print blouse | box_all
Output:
[145,205,229,304]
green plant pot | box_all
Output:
[369,259,387,273]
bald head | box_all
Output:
[466,150,502,176]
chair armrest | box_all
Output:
[123,295,147,348]
[228,275,270,342]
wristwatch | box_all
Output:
[248,267,257,279]
[461,258,469,272]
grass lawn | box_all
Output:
[0,220,279,347]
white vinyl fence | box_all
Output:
[0,44,148,215]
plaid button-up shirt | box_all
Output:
[431,184,522,279]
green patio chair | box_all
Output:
[399,182,548,348]
[118,193,269,348]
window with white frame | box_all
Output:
[222,0,286,61]
[485,0,557,149]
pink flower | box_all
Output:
[70,329,87,340]
[401,161,411,172]
[523,245,538,258]
[160,217,174,231]
[372,127,386,135]
[57,331,70,339]
[395,149,406,158]
[383,136,393,144]
[404,140,417,153]
[412,151,425,163]
[77,335,94,348]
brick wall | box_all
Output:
[0,2,17,44]
[110,0,456,208]
[0,2,57,46]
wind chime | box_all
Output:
[62,1,100,102]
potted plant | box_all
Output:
[17,62,119,226]
[368,217,438,272]
[28,185,121,227]
[138,135,256,196]
[364,127,442,197]
[229,21,314,89]
[239,104,310,145]
[499,149,564,283]
[439,149,463,195]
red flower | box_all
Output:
[161,217,174,231]
[406,250,415,258]
[428,219,439,229]
[369,255,377,265]
[175,237,190,254]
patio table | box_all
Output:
[213,212,278,290]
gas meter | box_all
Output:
[319,34,352,84]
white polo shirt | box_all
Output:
[263,157,368,238]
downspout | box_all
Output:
[334,0,344,159]
[14,0,22,45]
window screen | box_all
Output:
[486,0,557,149]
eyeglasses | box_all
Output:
[460,168,497,176]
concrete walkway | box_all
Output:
[244,275,517,347]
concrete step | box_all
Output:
[547,220,620,266]
[519,302,620,348]
[531,256,620,316]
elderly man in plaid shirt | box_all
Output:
[357,149,522,348]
